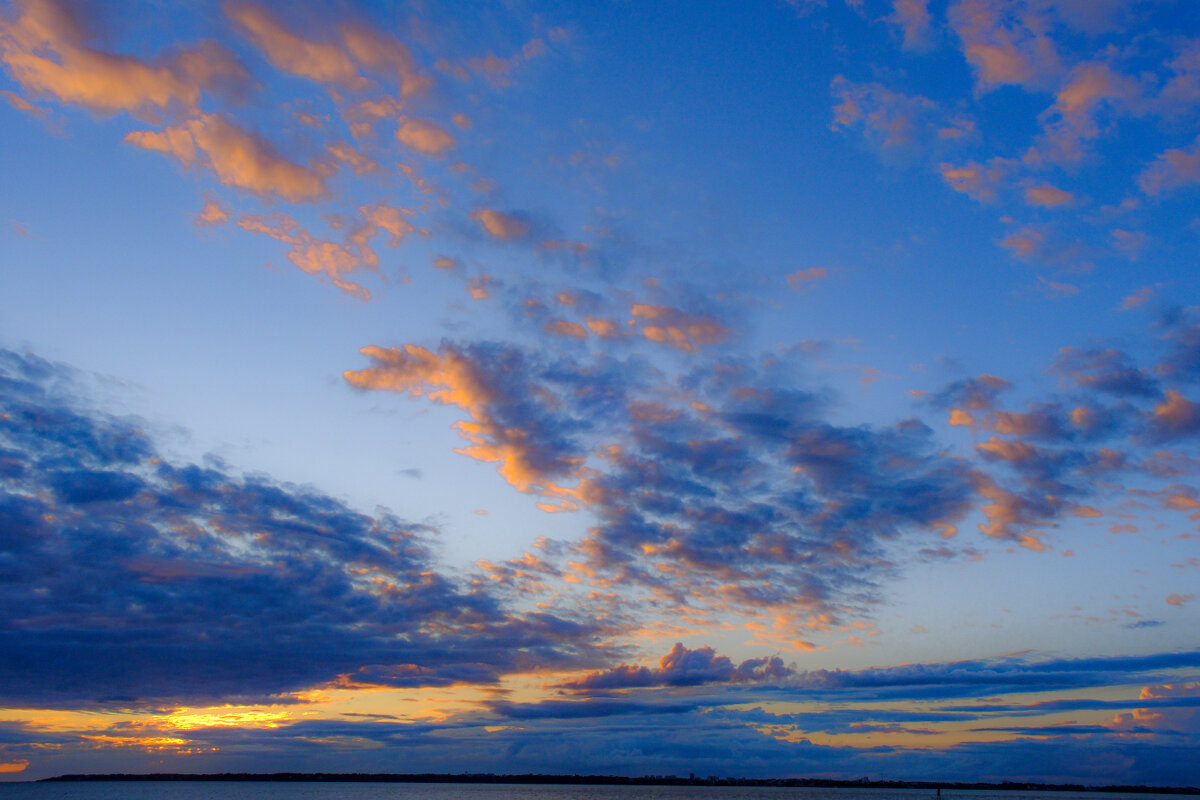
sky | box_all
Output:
[2,0,1200,785]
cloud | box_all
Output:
[235,203,416,298]
[1148,390,1200,440]
[998,224,1089,270]
[0,87,46,118]
[1120,286,1156,311]
[888,0,934,51]
[630,303,731,353]
[395,117,456,156]
[227,2,367,90]
[327,140,380,175]
[1157,39,1200,114]
[831,76,972,160]
[347,341,976,632]
[585,317,623,339]
[789,649,1200,701]
[948,0,1063,92]
[1159,313,1200,383]
[126,112,328,202]
[557,643,795,692]
[0,348,613,708]
[1034,61,1143,165]
[1139,134,1200,195]
[226,3,430,98]
[467,273,496,301]
[940,159,1010,202]
[336,22,428,98]
[452,36,552,88]
[544,320,588,339]
[786,267,828,292]
[1049,347,1158,397]
[1025,183,1074,207]
[195,197,230,227]
[0,0,247,116]
[929,373,1011,411]
[471,208,531,240]
[344,343,594,495]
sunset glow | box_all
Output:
[2,0,1200,785]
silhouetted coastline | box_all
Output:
[37,773,1200,794]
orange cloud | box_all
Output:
[337,22,428,98]
[975,436,1037,462]
[395,117,456,155]
[585,317,622,339]
[999,226,1041,257]
[461,36,550,87]
[342,96,405,137]
[0,87,45,117]
[344,345,587,496]
[1111,229,1148,260]
[1,0,245,115]
[195,198,230,227]
[1035,62,1142,164]
[1138,134,1200,195]
[973,474,1049,550]
[630,303,731,353]
[467,274,495,300]
[0,760,28,774]
[889,0,932,50]
[948,0,1062,91]
[226,3,429,100]
[471,209,530,240]
[831,76,969,157]
[1037,276,1079,298]
[1025,184,1074,207]
[948,408,974,426]
[1162,490,1200,512]
[940,159,1009,202]
[544,320,588,339]
[226,2,365,89]
[235,203,415,298]
[542,239,589,256]
[1056,62,1138,115]
[1151,390,1200,437]
[786,267,828,291]
[327,141,380,175]
[126,113,327,202]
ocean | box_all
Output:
[0,786,1193,800]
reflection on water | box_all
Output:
[0,785,1193,800]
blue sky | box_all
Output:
[2,0,1200,784]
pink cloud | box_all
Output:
[126,113,327,203]
[1,0,246,115]
[1138,134,1200,195]
[395,117,456,156]
[471,209,530,240]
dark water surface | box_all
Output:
[0,786,1193,800]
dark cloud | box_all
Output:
[1158,311,1200,383]
[488,698,700,719]
[0,348,614,708]
[927,374,1012,411]
[8,641,1200,783]
[349,340,978,628]
[1050,347,1159,397]
[735,649,1200,704]
[555,642,795,692]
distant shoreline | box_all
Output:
[35,774,1200,794]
